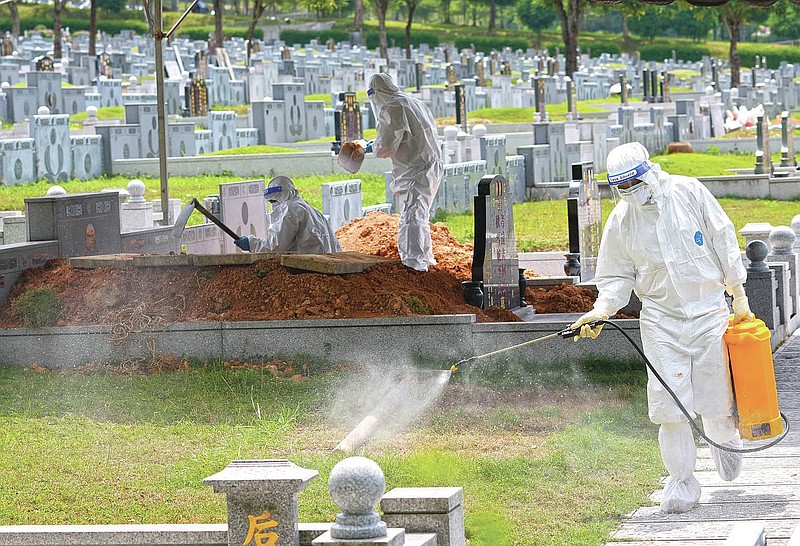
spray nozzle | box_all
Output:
[558,320,605,339]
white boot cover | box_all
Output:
[703,416,743,482]
[659,422,701,514]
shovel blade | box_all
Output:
[170,199,196,240]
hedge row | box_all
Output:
[453,36,530,54]
[364,29,441,49]
[279,28,351,46]
[0,17,261,41]
[737,42,800,67]
[638,43,712,62]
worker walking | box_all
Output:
[367,72,443,272]
[571,142,753,514]
[234,176,342,254]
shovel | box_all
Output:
[171,198,240,241]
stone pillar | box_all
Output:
[470,124,486,165]
[2,215,28,244]
[792,214,800,253]
[204,459,318,546]
[745,240,779,330]
[443,126,459,165]
[381,487,465,546]
[766,225,798,326]
[120,179,154,233]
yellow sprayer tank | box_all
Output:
[723,317,783,441]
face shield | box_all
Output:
[607,161,653,206]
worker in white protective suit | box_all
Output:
[367,72,443,272]
[570,142,754,514]
[234,176,342,254]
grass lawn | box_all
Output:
[0,357,663,545]
[0,150,796,247]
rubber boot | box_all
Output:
[703,415,743,482]
[659,422,701,514]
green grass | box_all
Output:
[0,360,663,545]
[201,145,301,156]
[70,106,125,121]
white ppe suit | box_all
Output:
[369,73,443,272]
[245,176,342,254]
[572,142,749,513]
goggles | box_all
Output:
[607,162,651,186]
[263,185,283,197]
[616,179,647,195]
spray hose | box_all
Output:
[450,319,790,454]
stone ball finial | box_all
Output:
[746,240,769,272]
[86,105,98,118]
[127,179,146,203]
[443,125,459,139]
[791,214,800,240]
[769,225,796,255]
[1,81,9,89]
[46,185,67,197]
[129,75,137,85]
[37,106,50,116]
[328,456,387,539]
[472,124,487,137]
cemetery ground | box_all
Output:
[0,348,663,546]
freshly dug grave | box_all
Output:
[0,212,601,328]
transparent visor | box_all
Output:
[617,179,647,195]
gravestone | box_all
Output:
[187,73,209,117]
[71,134,104,181]
[333,92,362,149]
[454,83,468,133]
[25,192,122,257]
[181,223,223,255]
[30,110,71,183]
[0,241,60,307]
[479,135,506,178]
[120,226,178,254]
[754,115,772,175]
[566,162,602,282]
[210,110,237,152]
[125,103,160,158]
[0,139,36,186]
[779,111,796,168]
[322,179,363,231]
[220,179,268,254]
[204,460,318,546]
[471,174,520,309]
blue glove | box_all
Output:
[365,140,374,154]
[234,236,250,252]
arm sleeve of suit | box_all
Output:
[592,214,637,317]
[695,184,747,292]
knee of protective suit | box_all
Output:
[701,415,738,444]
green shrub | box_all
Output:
[638,43,711,63]
[280,29,351,47]
[365,29,440,49]
[583,41,621,57]
[11,287,63,328]
[737,42,800,67]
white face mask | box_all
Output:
[618,182,652,207]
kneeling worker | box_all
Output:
[234,176,342,254]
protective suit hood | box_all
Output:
[369,72,402,115]
[264,175,299,204]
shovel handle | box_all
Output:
[192,198,240,241]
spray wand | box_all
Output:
[449,319,790,454]
[449,320,599,373]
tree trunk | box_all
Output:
[404,1,417,59]
[247,0,264,66]
[53,0,64,59]
[89,0,97,56]
[354,0,363,31]
[722,11,741,88]
[375,0,389,60]
[622,13,629,45]
[441,0,450,24]
[554,0,581,77]
[8,1,20,39]
[488,0,495,33]
[214,0,224,49]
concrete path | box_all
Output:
[605,328,800,545]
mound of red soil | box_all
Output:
[0,212,597,327]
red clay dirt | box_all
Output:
[0,212,597,328]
